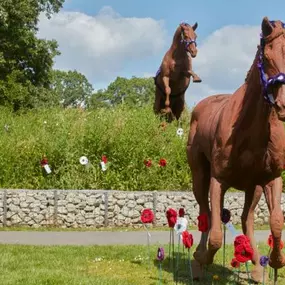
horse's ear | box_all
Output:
[262,17,273,37]
[192,22,198,31]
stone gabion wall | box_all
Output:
[0,189,284,228]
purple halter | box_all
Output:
[180,22,197,49]
[258,20,285,105]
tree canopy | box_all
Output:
[51,69,94,108]
[88,76,155,109]
[0,0,64,111]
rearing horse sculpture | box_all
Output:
[154,22,201,122]
[187,17,285,282]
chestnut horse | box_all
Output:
[154,22,201,122]
[187,17,285,282]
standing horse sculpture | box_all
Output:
[154,22,202,122]
[187,17,285,282]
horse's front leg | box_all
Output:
[187,70,202,83]
[241,186,263,283]
[264,177,285,269]
[161,76,171,110]
[194,177,224,265]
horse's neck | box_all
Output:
[169,27,185,56]
[232,54,273,146]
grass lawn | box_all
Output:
[0,224,271,232]
[0,243,283,285]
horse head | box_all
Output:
[179,22,198,58]
[259,17,285,120]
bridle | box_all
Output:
[258,21,285,105]
[180,22,197,51]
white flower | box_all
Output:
[174,217,188,235]
[176,128,184,137]
[79,156,89,165]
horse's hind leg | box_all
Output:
[241,186,263,283]
[187,119,210,279]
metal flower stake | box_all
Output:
[230,258,240,284]
[260,255,269,285]
[221,208,231,272]
[182,230,194,285]
[140,208,154,269]
[174,211,188,283]
[166,208,177,272]
[157,247,165,285]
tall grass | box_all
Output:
[0,105,192,190]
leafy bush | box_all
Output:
[0,105,192,190]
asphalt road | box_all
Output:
[0,229,277,246]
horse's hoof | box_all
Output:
[193,250,213,265]
[193,78,202,83]
[191,259,203,280]
[269,251,285,269]
[251,264,263,283]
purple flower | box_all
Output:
[157,247,165,261]
[221,208,231,224]
[260,256,269,267]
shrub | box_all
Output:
[0,105,192,190]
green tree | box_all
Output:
[0,0,64,111]
[88,76,155,109]
[50,70,94,108]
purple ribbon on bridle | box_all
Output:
[258,20,285,105]
[180,22,197,50]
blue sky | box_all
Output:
[38,0,285,106]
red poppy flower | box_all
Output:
[102,155,108,164]
[267,234,284,249]
[40,157,48,167]
[197,213,208,232]
[234,235,250,247]
[140,209,154,224]
[234,242,254,263]
[182,231,193,249]
[166,208,177,228]
[179,208,185,217]
[231,258,240,268]
[144,159,152,167]
[159,158,167,167]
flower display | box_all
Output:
[176,128,184,137]
[166,208,177,228]
[140,209,154,224]
[79,156,89,165]
[221,208,231,224]
[40,157,48,167]
[267,234,284,249]
[178,208,185,217]
[234,241,254,263]
[234,234,250,247]
[260,255,269,267]
[231,258,240,268]
[174,217,188,235]
[197,213,208,232]
[182,231,193,249]
[143,159,152,167]
[102,155,108,164]
[159,158,167,167]
[157,247,165,261]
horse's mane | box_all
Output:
[244,47,260,83]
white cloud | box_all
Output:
[185,25,260,106]
[37,6,167,82]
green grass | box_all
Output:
[0,243,282,285]
[0,105,192,190]
[0,224,271,232]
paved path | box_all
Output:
[0,230,278,246]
